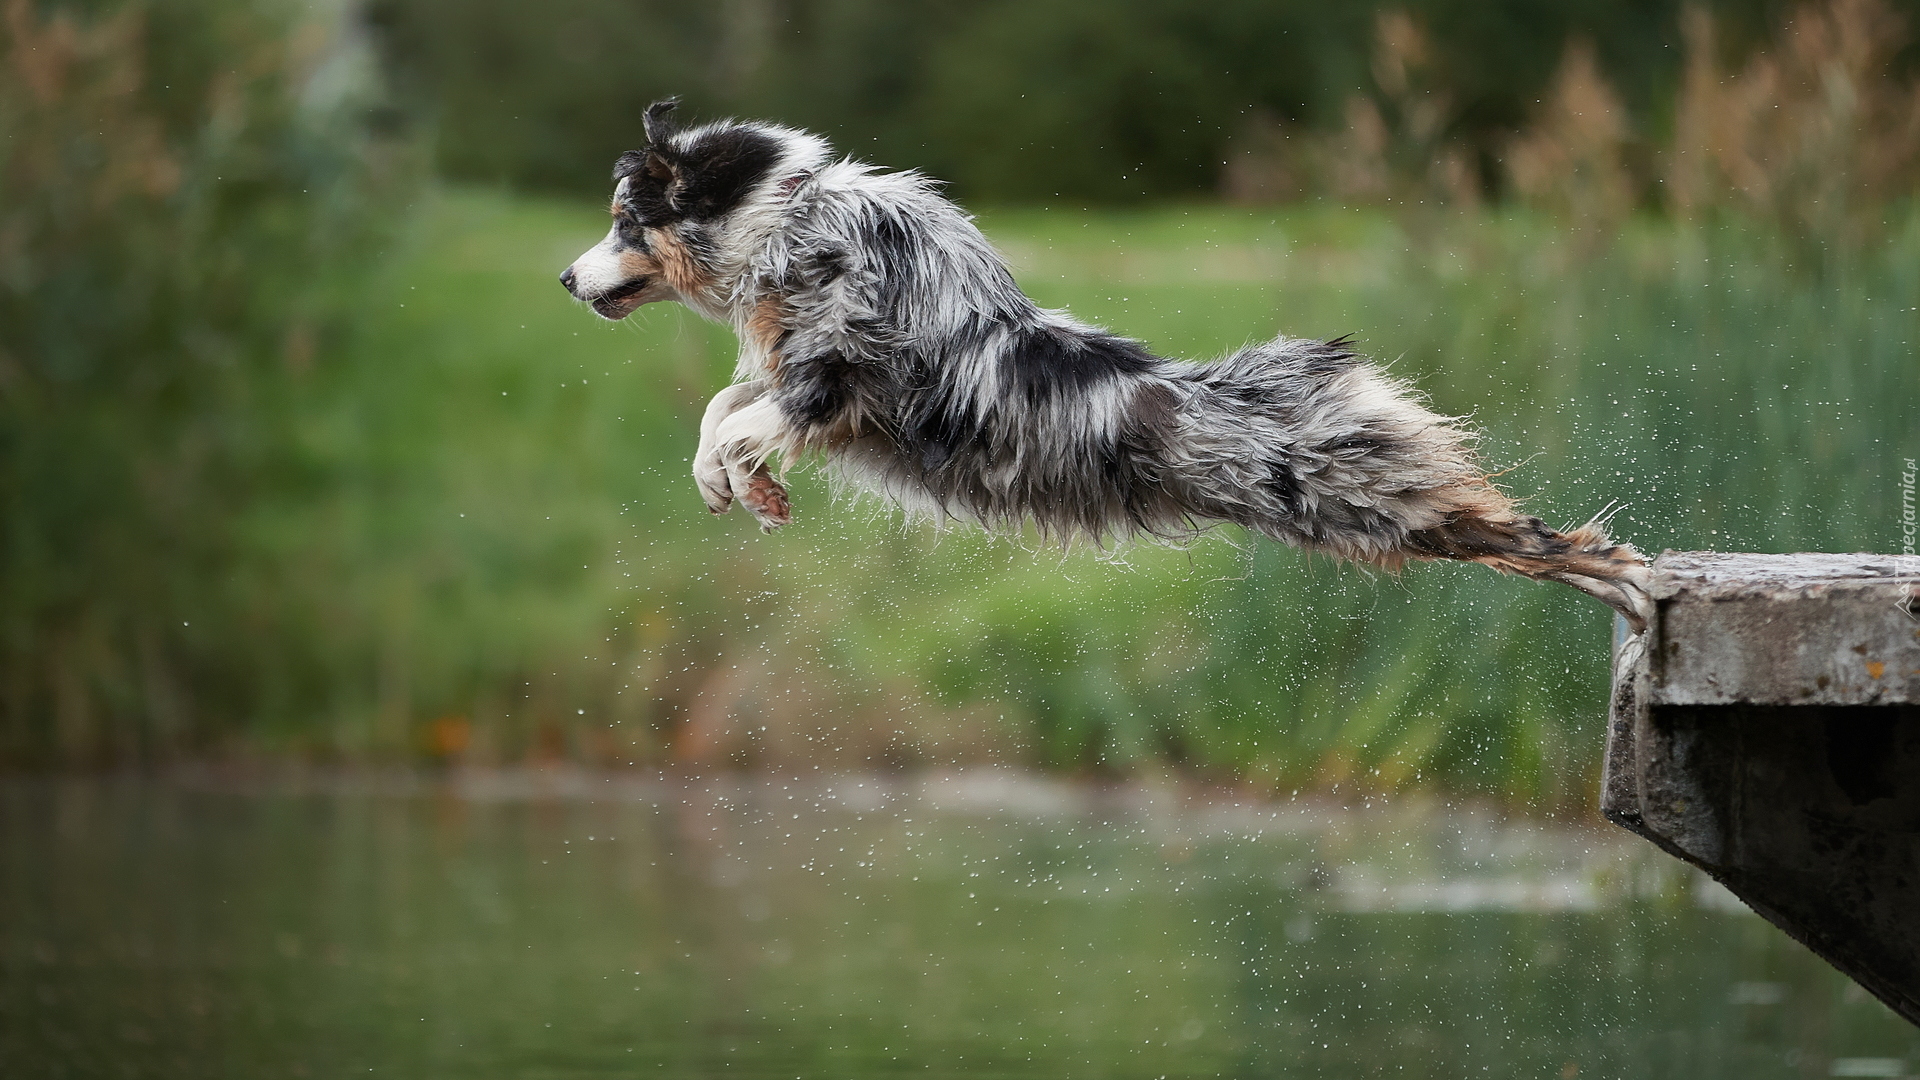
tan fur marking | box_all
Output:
[1403,474,1646,586]
[798,416,861,455]
[616,248,662,281]
[647,228,716,301]
[746,297,790,356]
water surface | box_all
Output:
[4,772,1914,1078]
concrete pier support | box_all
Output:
[1604,552,1920,1026]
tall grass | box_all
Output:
[1233,0,1920,238]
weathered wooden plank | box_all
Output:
[1649,552,1920,706]
[1605,552,1920,1029]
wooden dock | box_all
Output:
[1604,552,1920,1026]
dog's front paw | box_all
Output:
[694,456,733,514]
[738,469,791,531]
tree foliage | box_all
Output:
[366,0,1918,201]
[0,0,412,762]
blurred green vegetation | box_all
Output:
[0,0,415,763]
[365,0,1920,202]
[3,0,1917,802]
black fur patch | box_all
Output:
[612,149,649,184]
[1003,326,1157,406]
[775,342,859,430]
[615,152,680,224]
[1319,433,1382,456]
[613,103,783,226]
[642,99,682,144]
[811,244,849,286]
[910,404,974,474]
[1127,381,1178,438]
[672,128,783,221]
[1108,383,1178,525]
[1261,457,1303,514]
[1305,335,1361,375]
[855,211,920,316]
[613,214,651,253]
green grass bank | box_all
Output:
[137,189,1909,805]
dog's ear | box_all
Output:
[647,151,684,212]
[642,99,682,146]
[618,99,779,221]
[613,143,685,216]
[612,150,648,184]
[631,100,687,212]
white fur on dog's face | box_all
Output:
[561,183,676,320]
[567,228,674,319]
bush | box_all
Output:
[0,0,414,764]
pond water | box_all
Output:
[3,771,1914,1079]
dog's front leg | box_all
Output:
[694,382,768,515]
[708,395,794,531]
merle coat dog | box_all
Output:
[560,102,1653,629]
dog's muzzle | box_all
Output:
[560,266,653,320]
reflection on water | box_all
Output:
[3,771,1914,1078]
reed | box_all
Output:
[1668,0,1920,250]
[1236,0,1920,259]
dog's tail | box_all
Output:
[1179,337,1653,631]
[1396,479,1654,632]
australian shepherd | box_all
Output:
[560,101,1654,630]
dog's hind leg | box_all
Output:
[1402,481,1654,632]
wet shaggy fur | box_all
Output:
[560,101,1654,630]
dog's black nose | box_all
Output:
[559,266,577,294]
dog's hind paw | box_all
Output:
[1543,568,1653,634]
[740,471,791,531]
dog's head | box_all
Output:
[560,100,825,319]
